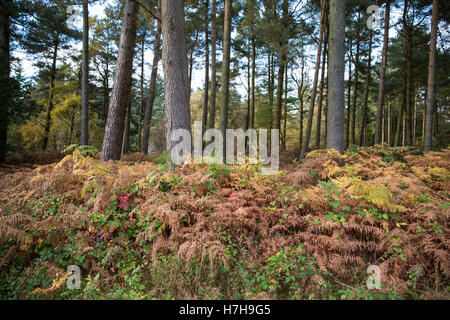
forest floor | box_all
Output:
[0,146,449,300]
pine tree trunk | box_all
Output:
[101,0,138,161]
[424,0,438,152]
[273,0,289,134]
[81,0,89,146]
[359,30,372,147]
[142,13,161,154]
[208,0,217,129]
[387,100,391,146]
[351,10,361,146]
[0,0,11,162]
[43,35,59,150]
[202,0,209,137]
[282,63,288,150]
[246,42,250,131]
[300,0,326,158]
[395,105,403,147]
[122,100,131,154]
[375,0,390,144]
[404,0,413,146]
[219,0,232,155]
[400,59,407,146]
[297,59,305,150]
[273,59,285,131]
[268,51,273,107]
[161,0,191,153]
[316,26,328,149]
[346,37,352,148]
[250,32,256,129]
[326,0,345,154]
[413,85,417,144]
[138,30,146,152]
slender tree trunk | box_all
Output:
[161,0,191,153]
[387,100,391,146]
[273,59,285,131]
[346,37,352,148]
[219,0,232,156]
[246,43,250,131]
[273,0,289,134]
[0,0,11,162]
[400,56,407,146]
[188,41,195,96]
[359,30,372,147]
[424,0,438,152]
[202,0,209,136]
[138,29,146,152]
[43,35,59,150]
[326,0,345,154]
[268,51,273,107]
[404,0,413,146]
[422,102,425,146]
[142,13,162,154]
[375,0,390,144]
[208,0,217,129]
[300,0,326,158]
[351,10,361,146]
[324,76,328,146]
[81,0,89,146]
[413,85,417,144]
[297,58,305,150]
[101,0,138,161]
[395,105,403,146]
[402,107,406,146]
[250,32,256,129]
[282,63,288,150]
[316,26,328,149]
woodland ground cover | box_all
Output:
[0,145,448,300]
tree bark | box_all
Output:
[326,0,345,154]
[161,0,191,153]
[282,62,288,150]
[81,0,89,146]
[101,0,138,161]
[219,0,232,155]
[250,31,256,129]
[273,58,285,131]
[246,41,250,131]
[424,0,438,152]
[208,0,217,129]
[300,0,326,158]
[413,85,417,144]
[202,0,209,136]
[0,0,11,162]
[122,100,131,154]
[387,100,391,146]
[375,0,390,144]
[316,26,328,149]
[359,30,372,147]
[346,37,352,148]
[351,10,360,146]
[142,12,162,154]
[273,0,289,134]
[138,29,146,152]
[404,0,413,146]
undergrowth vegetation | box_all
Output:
[0,146,449,299]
